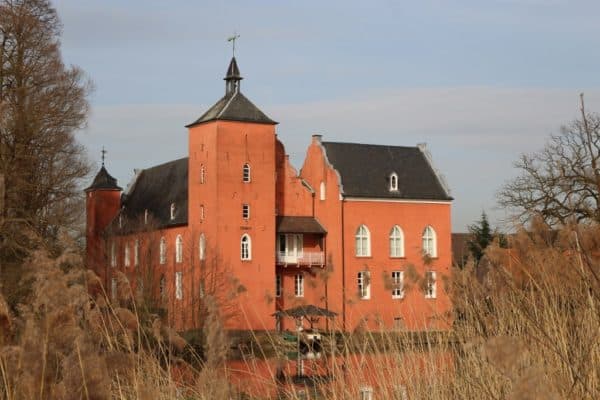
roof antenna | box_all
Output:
[227,32,240,57]
[101,146,107,167]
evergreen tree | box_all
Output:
[467,212,493,263]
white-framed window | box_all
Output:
[355,225,371,257]
[200,205,205,221]
[276,274,282,297]
[241,234,251,260]
[124,243,130,267]
[175,235,183,263]
[159,237,166,265]
[278,234,303,260]
[170,203,176,220]
[200,164,205,184]
[242,204,250,220]
[110,241,116,267]
[111,277,118,301]
[319,181,326,201]
[175,271,183,300]
[357,271,371,299]
[242,163,251,182]
[359,386,373,400]
[389,172,398,191]
[425,271,437,299]
[389,225,404,258]
[422,225,437,257]
[199,233,206,261]
[144,209,149,224]
[294,273,304,297]
[391,271,404,299]
[134,240,139,267]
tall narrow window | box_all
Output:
[175,271,183,300]
[357,271,371,299]
[294,273,304,297]
[242,163,251,182]
[118,214,123,228]
[355,225,371,257]
[170,203,176,220]
[199,233,206,260]
[276,274,282,297]
[389,172,398,191]
[134,240,140,267]
[159,237,166,265]
[241,234,251,260]
[389,225,404,258]
[425,271,437,299]
[200,164,205,184]
[110,242,116,267]
[242,204,250,220]
[124,244,130,267]
[422,226,437,257]
[144,209,149,224]
[391,271,404,299]
[111,277,118,301]
[200,205,205,221]
[319,181,326,201]
[159,275,166,299]
[175,235,183,263]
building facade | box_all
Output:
[85,57,453,332]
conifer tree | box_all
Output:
[467,211,493,264]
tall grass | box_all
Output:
[1,221,599,399]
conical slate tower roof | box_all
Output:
[85,166,122,191]
[186,57,276,127]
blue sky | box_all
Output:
[54,0,600,231]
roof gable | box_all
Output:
[321,141,452,201]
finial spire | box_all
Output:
[101,146,107,167]
[227,32,240,57]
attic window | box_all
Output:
[389,173,398,192]
[170,203,176,220]
[144,209,149,224]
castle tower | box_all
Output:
[85,163,122,285]
[186,57,278,330]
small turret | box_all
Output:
[224,57,243,95]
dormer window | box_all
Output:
[170,203,176,220]
[144,209,149,224]
[242,163,251,182]
[389,172,398,192]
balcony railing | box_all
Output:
[277,251,324,266]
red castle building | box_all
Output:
[85,57,453,332]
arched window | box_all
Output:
[389,172,398,191]
[355,225,371,257]
[170,203,176,220]
[134,240,140,266]
[422,226,437,257]
[200,164,206,184]
[320,181,326,201]
[241,234,251,260]
[199,233,206,260]
[389,225,404,258]
[124,243,131,267]
[242,163,251,182]
[159,237,167,264]
[175,235,183,263]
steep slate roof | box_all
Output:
[276,216,327,234]
[321,142,452,201]
[186,91,277,127]
[85,166,122,191]
[121,158,188,228]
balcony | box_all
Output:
[276,251,324,266]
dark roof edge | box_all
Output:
[343,194,453,202]
[185,117,278,129]
[416,143,452,198]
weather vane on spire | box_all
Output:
[101,146,107,167]
[227,32,240,56]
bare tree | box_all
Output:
[499,94,600,226]
[0,0,92,260]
